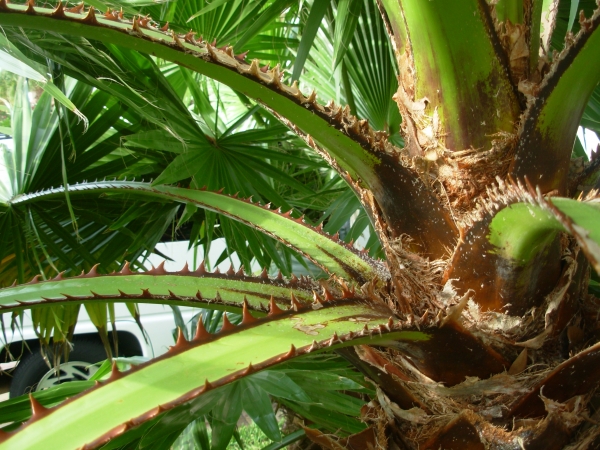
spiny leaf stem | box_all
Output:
[0,264,318,313]
[9,181,383,283]
[0,297,425,450]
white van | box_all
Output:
[1,303,198,397]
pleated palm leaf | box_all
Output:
[0,0,600,448]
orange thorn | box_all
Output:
[313,291,324,303]
[82,5,98,24]
[227,265,235,276]
[108,361,122,382]
[234,50,249,62]
[260,268,269,279]
[268,296,284,316]
[194,317,210,340]
[323,289,335,301]
[283,344,296,359]
[173,328,189,350]
[86,263,100,277]
[160,22,169,32]
[184,30,196,43]
[29,394,50,419]
[25,0,35,13]
[241,297,258,325]
[195,261,207,275]
[290,293,301,311]
[308,340,320,352]
[220,313,236,332]
[139,15,151,28]
[341,283,355,298]
[179,262,190,274]
[27,275,41,284]
[148,261,166,274]
[120,261,133,275]
[52,271,66,281]
[328,332,340,346]
[51,1,67,18]
[243,362,255,375]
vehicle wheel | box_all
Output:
[9,338,107,398]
